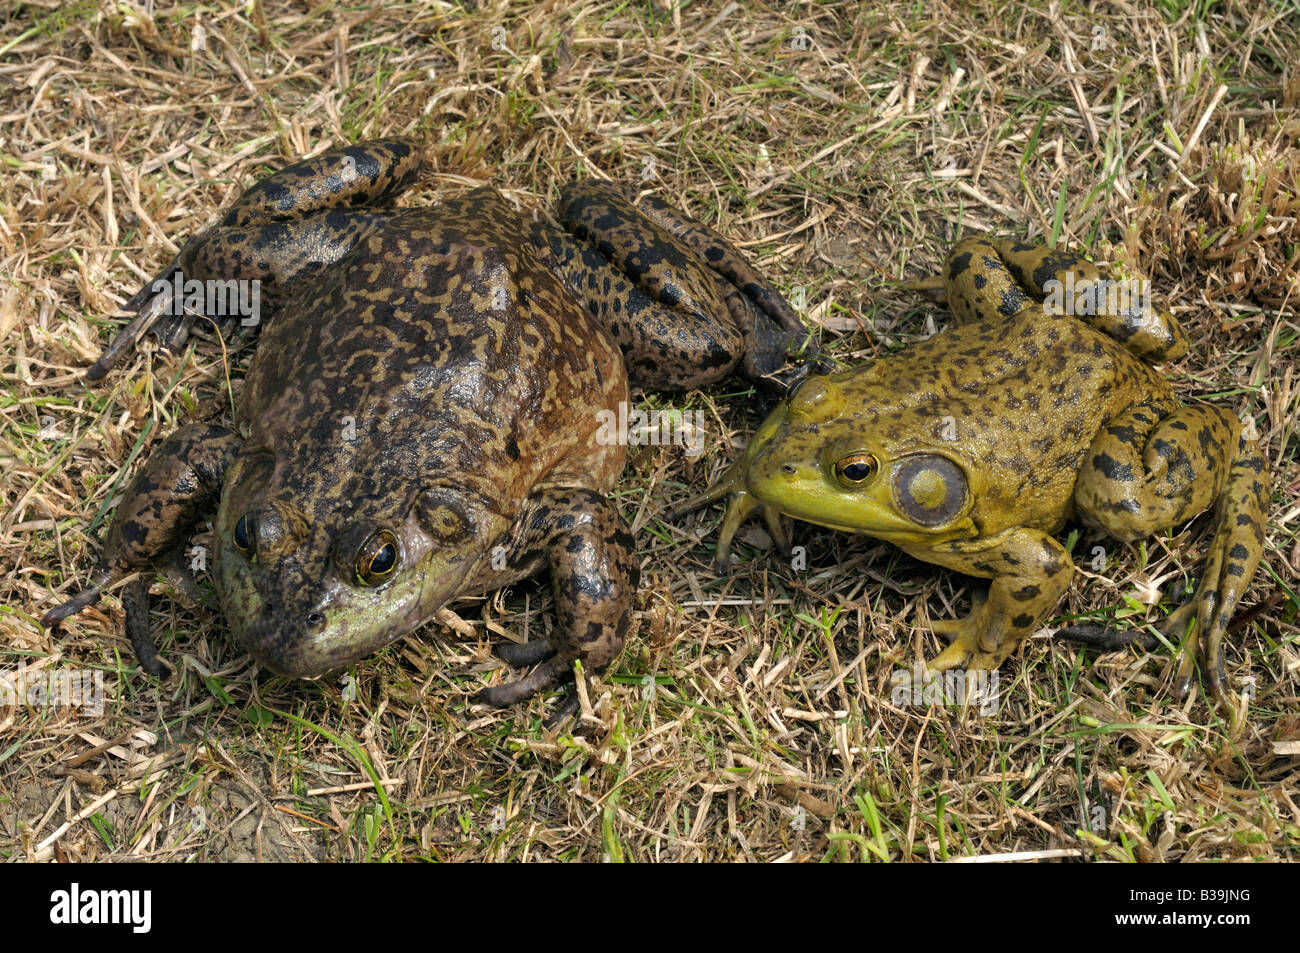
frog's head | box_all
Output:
[213,454,505,678]
[715,375,976,557]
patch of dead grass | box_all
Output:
[1,0,1296,862]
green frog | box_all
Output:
[42,138,806,709]
[672,236,1268,704]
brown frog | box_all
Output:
[43,138,807,709]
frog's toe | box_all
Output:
[928,637,1006,673]
[927,637,976,671]
[930,591,987,644]
[476,654,572,708]
[927,605,1013,672]
[1052,624,1160,653]
[41,581,107,627]
[1160,601,1230,704]
[85,247,203,380]
[928,616,965,644]
[754,352,836,407]
[123,576,171,678]
[494,639,557,668]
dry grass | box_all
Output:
[2,0,1297,862]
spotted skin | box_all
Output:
[554,181,806,382]
[476,488,639,706]
[45,139,802,708]
[673,236,1268,707]
[85,140,424,380]
[42,423,240,669]
[943,237,1189,361]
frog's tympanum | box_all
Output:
[43,138,805,708]
[674,237,1268,703]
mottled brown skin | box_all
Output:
[674,236,1268,706]
[44,138,803,707]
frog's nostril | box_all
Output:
[307,612,324,628]
[781,464,796,474]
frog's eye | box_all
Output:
[833,453,878,488]
[233,514,254,556]
[356,530,400,586]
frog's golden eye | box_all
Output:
[233,514,254,556]
[356,530,400,586]
[833,453,878,488]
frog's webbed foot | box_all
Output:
[1053,602,1230,707]
[926,591,1017,671]
[86,139,422,378]
[1159,448,1268,706]
[1053,579,1255,709]
[86,238,204,381]
[43,570,167,677]
[477,646,583,725]
[1161,440,1267,706]
[1076,406,1268,707]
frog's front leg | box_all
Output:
[477,489,638,710]
[42,424,241,674]
[909,528,1075,672]
[89,138,422,379]
[546,180,808,390]
[1072,401,1268,702]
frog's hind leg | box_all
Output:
[987,239,1187,361]
[552,181,807,388]
[1073,401,1267,703]
[105,215,399,379]
[476,489,638,712]
[609,185,811,366]
[214,138,421,230]
[540,223,745,389]
[908,236,1188,362]
[89,139,423,379]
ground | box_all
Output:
[1,0,1296,862]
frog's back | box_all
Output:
[836,311,1174,531]
[242,189,626,521]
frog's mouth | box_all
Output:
[224,543,479,679]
